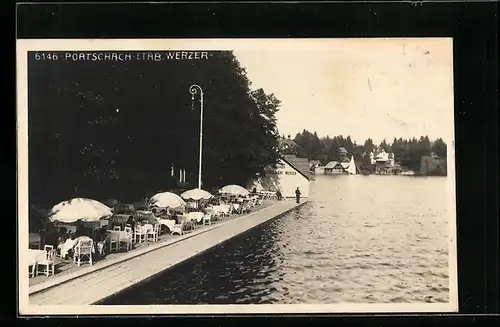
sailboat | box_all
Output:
[346,156,357,175]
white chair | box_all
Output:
[171,221,184,235]
[240,203,250,214]
[124,226,133,239]
[73,239,93,267]
[44,244,54,252]
[28,260,37,278]
[37,250,55,276]
[147,224,159,242]
[203,214,212,226]
[119,233,132,251]
[227,204,235,215]
[109,232,120,252]
[221,204,231,216]
[97,241,105,256]
[134,226,146,243]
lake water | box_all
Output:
[102,175,451,305]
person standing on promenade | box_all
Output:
[295,187,301,203]
[276,189,282,201]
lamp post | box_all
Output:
[189,84,204,189]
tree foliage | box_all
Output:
[29,51,280,207]
[293,130,325,160]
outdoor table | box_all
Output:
[28,249,46,266]
[106,230,130,239]
[184,212,204,223]
[209,205,230,216]
[59,238,78,258]
[28,249,47,277]
[106,230,131,251]
[59,236,95,258]
[140,224,153,233]
[156,218,175,231]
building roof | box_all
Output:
[324,161,339,169]
[279,138,300,149]
[340,162,350,169]
[329,162,347,172]
[339,147,348,154]
[283,155,311,180]
[374,150,389,161]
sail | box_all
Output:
[347,156,357,175]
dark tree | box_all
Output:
[363,138,375,154]
[431,138,447,158]
[28,51,280,207]
[293,130,325,160]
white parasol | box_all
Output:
[180,188,213,201]
[48,198,112,223]
[149,192,186,209]
[218,184,250,197]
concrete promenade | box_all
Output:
[29,199,307,305]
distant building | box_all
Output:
[373,151,400,174]
[338,147,349,162]
[248,154,311,198]
[314,166,325,174]
[309,159,322,175]
[374,150,389,162]
[320,147,357,174]
[278,136,303,156]
[323,160,346,174]
[369,152,376,165]
[309,160,321,169]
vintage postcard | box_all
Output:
[17,38,458,315]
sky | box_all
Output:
[18,38,455,147]
[233,38,454,145]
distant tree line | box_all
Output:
[289,130,447,173]
[29,51,280,208]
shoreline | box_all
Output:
[27,200,308,306]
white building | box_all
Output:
[323,160,345,174]
[249,155,311,198]
[369,152,376,164]
[374,150,395,167]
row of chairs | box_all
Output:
[111,224,160,244]
[29,241,94,277]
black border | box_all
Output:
[14,1,498,325]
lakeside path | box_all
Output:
[29,199,307,306]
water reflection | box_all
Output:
[103,175,450,305]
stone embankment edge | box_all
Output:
[30,201,307,296]
[93,201,308,304]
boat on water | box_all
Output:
[347,156,357,175]
[401,170,415,176]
